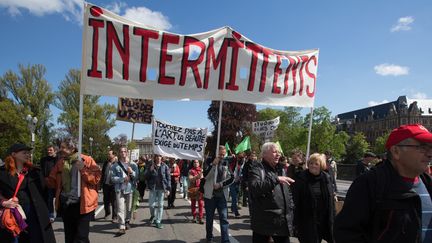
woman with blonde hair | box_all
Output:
[293,153,335,243]
[0,143,55,242]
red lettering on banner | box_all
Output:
[133,27,159,82]
[283,57,295,95]
[106,22,130,80]
[87,18,104,78]
[298,55,309,96]
[259,48,272,92]
[245,42,261,91]
[204,37,229,90]
[180,36,205,88]
[158,33,180,85]
[272,55,282,94]
[226,38,244,91]
[287,56,301,96]
[306,55,317,97]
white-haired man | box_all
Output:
[248,142,295,243]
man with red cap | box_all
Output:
[334,124,432,242]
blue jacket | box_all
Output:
[145,162,171,191]
[110,160,139,194]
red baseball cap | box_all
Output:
[385,124,432,150]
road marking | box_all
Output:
[95,204,104,216]
[184,193,239,243]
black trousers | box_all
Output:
[137,181,146,198]
[62,201,94,243]
[168,181,177,206]
[252,231,290,243]
[103,184,117,218]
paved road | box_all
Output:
[52,180,352,243]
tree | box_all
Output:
[257,107,307,154]
[207,101,257,156]
[303,107,348,160]
[373,131,390,156]
[0,98,28,159]
[55,69,116,162]
[343,132,370,164]
[0,64,55,162]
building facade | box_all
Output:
[336,96,432,144]
[134,137,153,156]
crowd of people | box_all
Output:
[1,123,432,243]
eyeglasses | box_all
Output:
[396,144,432,153]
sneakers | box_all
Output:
[198,218,204,224]
[149,216,155,224]
[112,217,118,223]
[191,217,197,223]
[155,222,163,229]
[125,222,131,230]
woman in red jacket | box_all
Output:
[188,160,204,224]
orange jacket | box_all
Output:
[46,154,101,214]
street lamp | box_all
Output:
[26,114,38,162]
[89,137,94,156]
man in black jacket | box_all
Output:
[334,124,432,242]
[39,144,57,222]
[248,142,295,243]
[101,149,117,222]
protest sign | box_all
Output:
[152,119,207,160]
[117,97,153,124]
[252,116,280,139]
[81,3,319,107]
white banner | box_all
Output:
[81,3,319,107]
[252,116,280,139]
[152,119,207,160]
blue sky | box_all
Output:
[1,0,431,140]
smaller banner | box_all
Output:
[117,98,153,124]
[252,116,280,139]
[152,119,207,160]
[130,149,140,161]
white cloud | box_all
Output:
[106,2,127,15]
[374,63,409,76]
[0,1,172,29]
[368,100,389,107]
[122,7,171,30]
[412,92,427,99]
[391,16,414,32]
[0,0,83,23]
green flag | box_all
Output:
[225,142,231,156]
[275,141,284,156]
[235,136,251,154]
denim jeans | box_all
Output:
[204,196,230,243]
[229,183,239,215]
[149,189,165,223]
[180,176,188,194]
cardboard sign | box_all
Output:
[117,97,153,124]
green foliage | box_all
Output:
[373,131,390,156]
[0,98,28,159]
[343,132,370,164]
[54,69,116,161]
[0,64,55,162]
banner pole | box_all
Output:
[77,94,84,197]
[131,122,135,141]
[305,107,314,162]
[215,100,223,156]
